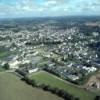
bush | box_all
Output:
[3,63,9,70]
[95,96,100,100]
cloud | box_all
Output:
[44,0,57,6]
[74,0,100,15]
[0,0,100,18]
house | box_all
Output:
[9,60,20,69]
[67,75,79,81]
[28,68,39,74]
[82,66,97,73]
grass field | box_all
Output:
[28,71,98,100]
[0,67,5,71]
[0,51,8,58]
[0,72,62,100]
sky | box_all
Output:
[0,0,100,18]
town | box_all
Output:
[0,17,100,100]
[0,17,100,83]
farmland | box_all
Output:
[28,71,98,100]
[0,72,62,100]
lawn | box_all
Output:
[0,72,62,100]
[28,71,98,100]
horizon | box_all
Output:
[0,15,100,20]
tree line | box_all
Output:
[21,76,79,100]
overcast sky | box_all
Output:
[0,0,100,18]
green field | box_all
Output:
[0,51,8,58]
[28,71,98,100]
[0,67,5,71]
[0,72,62,100]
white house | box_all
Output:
[28,68,39,74]
[9,60,20,69]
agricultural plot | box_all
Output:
[0,72,62,100]
[28,71,97,100]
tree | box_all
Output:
[95,96,100,100]
[3,63,9,70]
